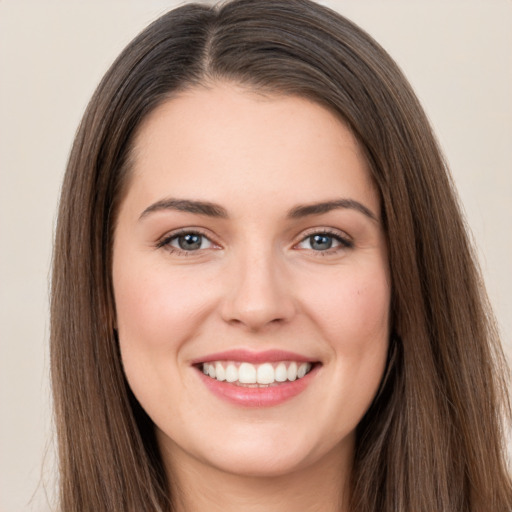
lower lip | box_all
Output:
[197,365,319,407]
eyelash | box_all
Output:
[156,228,353,256]
[295,228,353,255]
[156,228,215,255]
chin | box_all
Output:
[204,445,317,479]
[162,422,350,480]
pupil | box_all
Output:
[179,233,202,250]
[311,234,332,250]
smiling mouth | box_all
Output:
[199,361,315,387]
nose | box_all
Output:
[220,247,297,332]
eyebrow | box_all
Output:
[287,199,378,222]
[139,198,228,219]
[139,197,378,222]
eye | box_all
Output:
[157,230,215,253]
[296,231,352,252]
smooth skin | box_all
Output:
[113,83,391,512]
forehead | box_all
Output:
[125,82,378,216]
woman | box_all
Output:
[50,0,512,510]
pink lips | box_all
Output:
[193,349,319,408]
[191,349,313,365]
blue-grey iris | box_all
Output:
[310,234,333,250]
[179,233,202,250]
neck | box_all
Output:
[162,442,352,512]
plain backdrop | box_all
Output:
[1,1,511,510]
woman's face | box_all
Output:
[113,83,390,479]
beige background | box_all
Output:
[1,1,511,510]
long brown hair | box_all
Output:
[51,1,512,510]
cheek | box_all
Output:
[113,258,217,352]
[112,256,219,415]
[292,264,390,445]
[319,266,390,413]
[305,266,391,349]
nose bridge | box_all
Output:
[221,239,295,330]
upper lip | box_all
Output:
[191,349,317,365]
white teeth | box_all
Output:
[287,362,298,381]
[275,362,288,382]
[297,362,308,379]
[256,363,275,384]
[239,362,257,384]
[215,362,226,381]
[201,360,313,385]
[225,364,238,383]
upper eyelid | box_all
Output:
[292,228,354,253]
[159,227,212,238]
[295,226,352,242]
[156,228,218,248]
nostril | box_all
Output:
[219,261,297,329]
